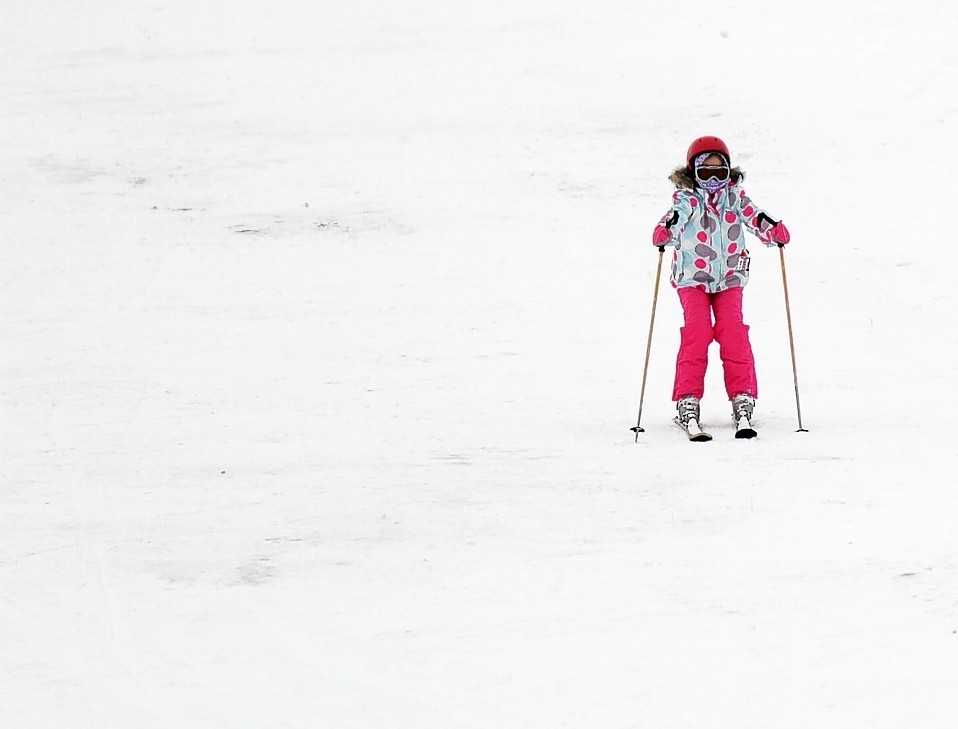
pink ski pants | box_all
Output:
[672,286,757,401]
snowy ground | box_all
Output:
[3,1,958,727]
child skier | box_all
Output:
[651,135,790,438]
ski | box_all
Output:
[734,417,757,439]
[673,416,712,442]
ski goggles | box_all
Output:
[694,165,730,182]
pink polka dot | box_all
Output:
[690,198,698,208]
[743,205,755,217]
[751,216,760,227]
[696,231,708,243]
[694,258,707,270]
[725,212,737,224]
[728,242,738,254]
[725,270,736,277]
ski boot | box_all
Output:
[731,393,757,439]
[674,395,711,441]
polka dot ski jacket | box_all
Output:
[657,172,779,294]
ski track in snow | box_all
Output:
[2,1,958,727]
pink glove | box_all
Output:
[652,224,671,246]
[771,221,791,244]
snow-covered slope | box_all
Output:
[3,1,958,727]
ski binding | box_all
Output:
[734,416,757,439]
[674,416,713,442]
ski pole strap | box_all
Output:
[757,212,778,229]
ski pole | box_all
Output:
[778,244,808,432]
[631,246,665,441]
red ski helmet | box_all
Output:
[686,136,730,167]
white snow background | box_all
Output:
[3,0,958,727]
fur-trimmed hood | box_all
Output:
[669,165,745,190]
